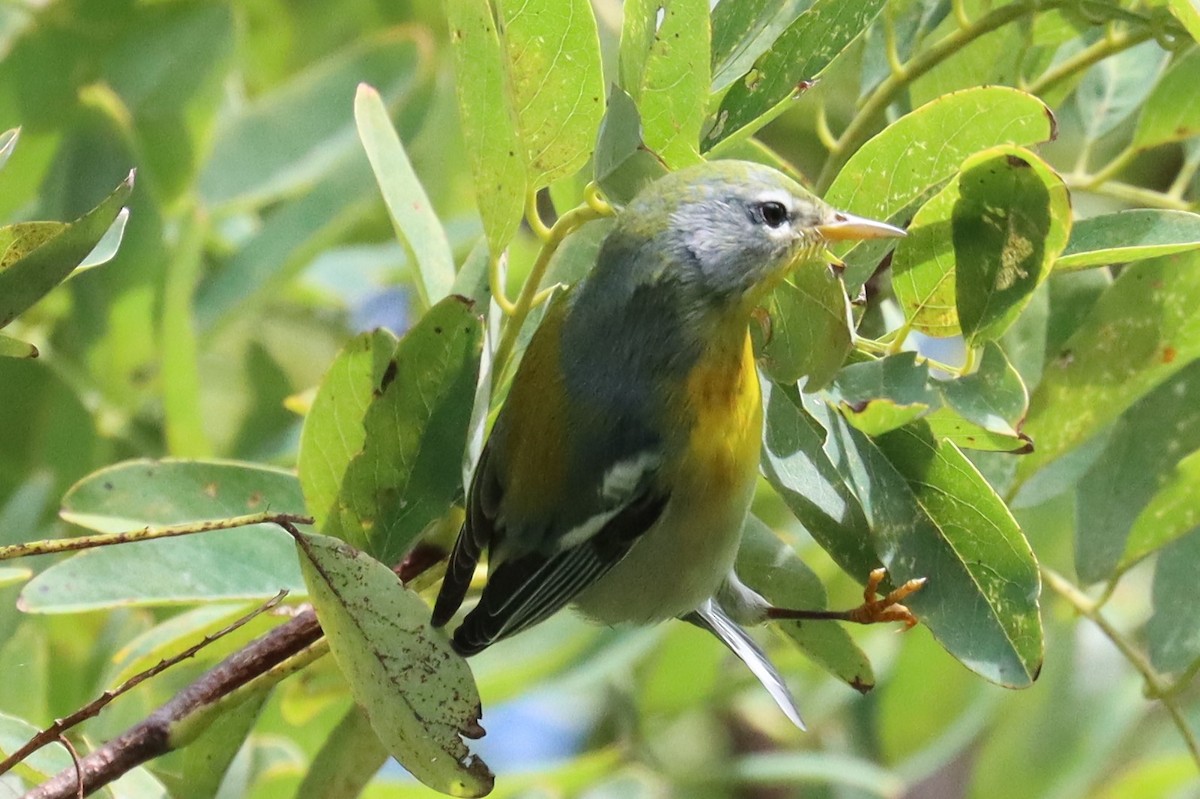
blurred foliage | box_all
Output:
[1,0,1200,797]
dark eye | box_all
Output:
[757,201,789,228]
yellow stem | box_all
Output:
[490,202,611,381]
[1026,26,1154,96]
[525,189,552,242]
[489,252,518,316]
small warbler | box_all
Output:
[433,161,916,724]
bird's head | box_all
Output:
[619,161,905,311]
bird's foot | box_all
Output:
[765,568,926,629]
[843,568,925,628]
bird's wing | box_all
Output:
[450,483,668,655]
[431,293,670,653]
[684,599,806,730]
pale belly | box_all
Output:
[574,330,763,625]
[572,468,757,625]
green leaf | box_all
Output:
[760,380,880,580]
[1073,360,1200,582]
[830,352,938,436]
[161,213,210,458]
[1146,528,1200,673]
[1056,209,1200,271]
[293,531,493,797]
[1095,755,1200,799]
[494,0,605,186]
[620,0,709,167]
[737,516,875,691]
[953,147,1071,344]
[593,85,669,206]
[939,342,1029,435]
[20,460,306,612]
[195,156,375,333]
[1130,48,1200,151]
[1170,0,1200,42]
[890,177,960,336]
[0,567,29,587]
[1074,39,1167,142]
[76,206,130,272]
[0,127,18,172]
[1017,252,1200,484]
[299,329,399,531]
[156,690,269,799]
[824,87,1056,291]
[294,705,390,799]
[822,412,1042,688]
[198,31,427,211]
[0,172,133,328]
[321,296,483,566]
[355,83,455,310]
[755,262,853,390]
[444,0,526,254]
[1123,447,1200,570]
[705,0,886,148]
[710,0,810,94]
[0,332,37,358]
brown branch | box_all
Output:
[0,591,289,777]
[22,608,324,799]
[22,522,448,799]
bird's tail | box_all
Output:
[683,598,805,730]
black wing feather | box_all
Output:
[450,489,668,656]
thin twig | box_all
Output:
[53,738,81,799]
[22,609,325,799]
[1041,566,1200,769]
[0,592,289,777]
[0,513,314,563]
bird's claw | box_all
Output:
[844,568,926,629]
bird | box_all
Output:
[431,160,920,726]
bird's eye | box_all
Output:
[757,201,789,229]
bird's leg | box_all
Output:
[766,568,926,629]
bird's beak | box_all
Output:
[817,211,906,241]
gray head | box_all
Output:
[610,160,904,310]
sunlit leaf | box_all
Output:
[355,84,455,309]
[706,0,886,148]
[299,329,398,531]
[1169,0,1200,42]
[830,352,937,436]
[825,87,1056,291]
[620,0,709,167]
[294,532,493,797]
[319,296,482,567]
[1056,209,1200,271]
[0,333,36,359]
[710,0,811,93]
[953,147,1071,344]
[0,173,133,328]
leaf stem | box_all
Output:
[1026,26,1154,97]
[1063,175,1197,210]
[490,201,611,380]
[1085,144,1137,188]
[525,189,552,242]
[488,252,517,315]
[817,0,1056,193]
[1041,565,1200,769]
[814,100,839,152]
[1168,144,1200,200]
[0,512,314,562]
